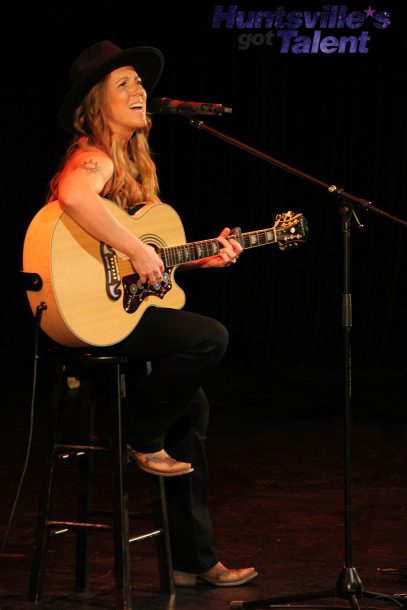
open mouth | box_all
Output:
[129,103,144,112]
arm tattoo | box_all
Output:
[79,159,104,176]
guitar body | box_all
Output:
[23,199,186,347]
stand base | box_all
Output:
[230,568,406,610]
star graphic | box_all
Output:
[364,6,376,18]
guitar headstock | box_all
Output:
[274,211,309,250]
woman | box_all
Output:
[51,40,257,586]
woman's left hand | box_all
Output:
[202,227,243,268]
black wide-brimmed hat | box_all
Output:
[58,40,164,132]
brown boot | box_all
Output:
[174,562,258,587]
[127,446,194,477]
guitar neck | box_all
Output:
[160,229,276,267]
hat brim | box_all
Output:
[58,45,164,132]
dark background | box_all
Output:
[2,1,406,391]
[1,7,405,608]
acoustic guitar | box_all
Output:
[23,199,308,347]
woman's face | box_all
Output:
[105,65,147,140]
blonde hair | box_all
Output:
[48,76,161,210]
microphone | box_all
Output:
[148,97,232,117]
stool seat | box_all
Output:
[28,346,174,609]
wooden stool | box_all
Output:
[28,348,174,609]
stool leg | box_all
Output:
[149,476,175,595]
[75,452,93,591]
[75,380,95,592]
[28,360,63,603]
[110,362,132,610]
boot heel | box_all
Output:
[173,570,198,587]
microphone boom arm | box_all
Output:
[188,118,407,228]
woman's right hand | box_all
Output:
[129,241,165,285]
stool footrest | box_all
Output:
[55,443,108,454]
[48,521,112,534]
[129,530,163,544]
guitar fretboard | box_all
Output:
[160,229,277,267]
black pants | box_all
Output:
[111,307,228,572]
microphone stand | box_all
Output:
[187,118,407,610]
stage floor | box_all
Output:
[1,357,406,610]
